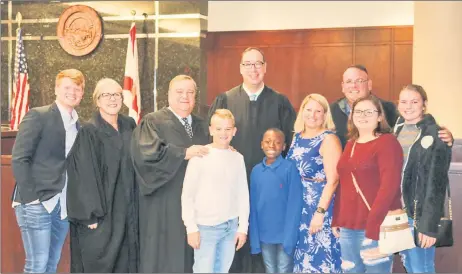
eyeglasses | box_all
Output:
[99,93,122,100]
[353,109,379,117]
[241,61,265,70]
[342,79,368,85]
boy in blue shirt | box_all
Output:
[249,128,303,273]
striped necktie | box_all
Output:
[182,117,193,139]
[249,94,257,101]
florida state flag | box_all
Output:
[122,22,141,123]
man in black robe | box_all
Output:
[208,47,297,273]
[131,75,210,273]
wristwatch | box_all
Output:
[316,207,326,214]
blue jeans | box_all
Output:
[399,218,436,273]
[14,202,69,273]
[339,228,393,273]
[193,218,238,273]
[260,243,293,273]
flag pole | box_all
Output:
[153,1,159,112]
[9,12,22,128]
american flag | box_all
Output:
[10,28,30,130]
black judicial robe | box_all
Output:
[209,85,296,178]
[66,112,139,273]
[130,108,209,273]
[208,85,296,273]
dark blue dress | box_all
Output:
[287,131,342,273]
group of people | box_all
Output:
[10,46,454,274]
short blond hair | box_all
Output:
[294,93,335,133]
[210,109,235,126]
[55,69,85,89]
[92,78,123,105]
[168,74,197,91]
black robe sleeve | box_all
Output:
[130,115,187,196]
[279,95,297,155]
[67,126,107,225]
[208,93,227,124]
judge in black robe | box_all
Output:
[208,47,297,273]
[131,75,210,273]
[66,79,139,273]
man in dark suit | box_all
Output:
[11,69,85,273]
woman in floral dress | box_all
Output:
[286,94,342,273]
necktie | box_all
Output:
[182,117,193,139]
[250,94,257,101]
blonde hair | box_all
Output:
[211,109,235,126]
[168,74,197,91]
[55,69,85,89]
[294,93,335,133]
[92,78,123,105]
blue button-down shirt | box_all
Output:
[42,102,79,220]
[249,155,303,255]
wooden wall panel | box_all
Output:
[264,47,302,108]
[355,28,392,43]
[355,44,392,100]
[206,26,413,109]
[299,46,353,107]
[303,29,353,44]
[393,44,413,100]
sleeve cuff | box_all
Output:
[250,247,261,254]
[186,224,199,234]
[238,225,248,234]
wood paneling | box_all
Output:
[355,28,392,43]
[1,130,17,155]
[206,26,413,108]
[299,46,353,107]
[1,156,70,273]
[355,44,392,100]
[393,44,413,100]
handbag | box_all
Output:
[413,184,454,248]
[349,142,416,254]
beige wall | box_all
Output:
[208,1,414,31]
[413,1,462,138]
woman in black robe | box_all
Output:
[66,78,139,273]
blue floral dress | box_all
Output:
[287,131,342,273]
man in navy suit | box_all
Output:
[11,69,85,273]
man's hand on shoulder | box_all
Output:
[185,145,209,160]
[438,126,454,147]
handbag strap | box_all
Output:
[350,142,372,211]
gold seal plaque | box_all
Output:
[57,5,102,56]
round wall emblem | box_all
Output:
[57,5,102,56]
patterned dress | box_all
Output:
[287,131,342,273]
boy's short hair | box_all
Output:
[264,128,285,142]
[55,69,85,88]
[211,109,235,126]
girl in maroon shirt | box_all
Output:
[332,95,403,273]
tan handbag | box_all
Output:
[350,142,415,254]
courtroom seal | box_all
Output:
[57,5,102,56]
